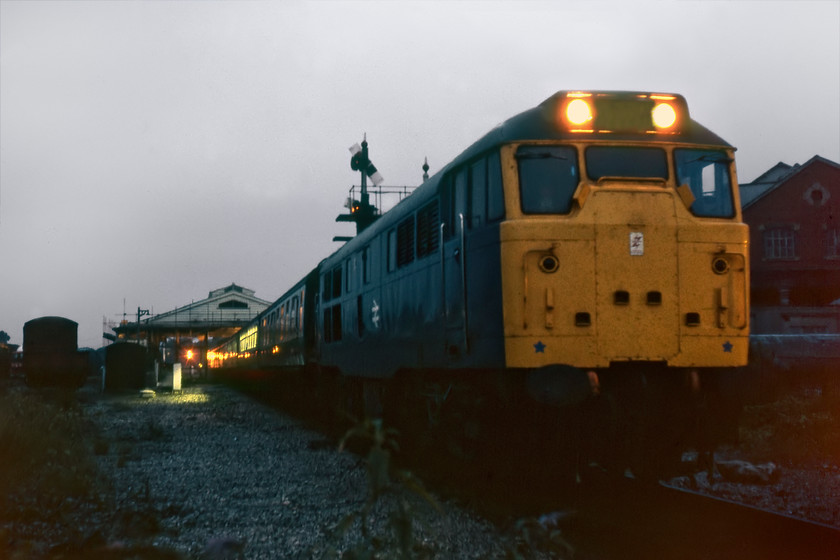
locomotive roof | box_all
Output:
[323,90,735,262]
[451,90,733,167]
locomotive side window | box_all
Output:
[440,176,454,240]
[344,258,353,294]
[487,151,504,222]
[674,148,735,218]
[454,169,467,233]
[585,146,667,180]
[332,266,342,300]
[323,272,332,302]
[517,145,579,214]
[469,158,486,228]
[362,246,371,284]
[387,229,397,272]
[416,200,440,258]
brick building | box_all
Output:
[740,155,840,333]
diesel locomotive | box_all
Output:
[210,91,750,476]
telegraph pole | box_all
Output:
[136,307,150,345]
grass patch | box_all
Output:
[0,389,103,505]
[739,387,840,465]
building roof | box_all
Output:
[114,283,272,335]
[740,155,840,209]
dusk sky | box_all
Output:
[1,0,838,349]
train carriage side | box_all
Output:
[316,139,525,377]
[208,269,319,375]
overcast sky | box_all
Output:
[1,0,838,349]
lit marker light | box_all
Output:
[566,99,593,125]
[652,103,677,129]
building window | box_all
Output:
[826,228,840,259]
[219,300,248,309]
[763,227,797,260]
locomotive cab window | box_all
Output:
[674,148,735,218]
[517,145,579,214]
[585,146,667,181]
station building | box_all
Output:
[741,155,840,333]
[112,283,271,369]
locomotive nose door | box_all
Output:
[592,189,680,362]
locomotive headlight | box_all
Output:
[652,102,677,129]
[566,99,594,126]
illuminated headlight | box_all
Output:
[652,102,677,129]
[566,98,593,126]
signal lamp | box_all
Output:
[566,98,593,126]
[652,102,677,129]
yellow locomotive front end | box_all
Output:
[499,92,749,372]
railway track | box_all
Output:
[564,477,840,560]
[232,376,840,559]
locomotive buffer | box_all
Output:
[335,136,383,241]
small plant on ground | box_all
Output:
[504,513,575,560]
[316,417,441,559]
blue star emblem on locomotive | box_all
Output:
[722,341,733,353]
[534,341,546,353]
